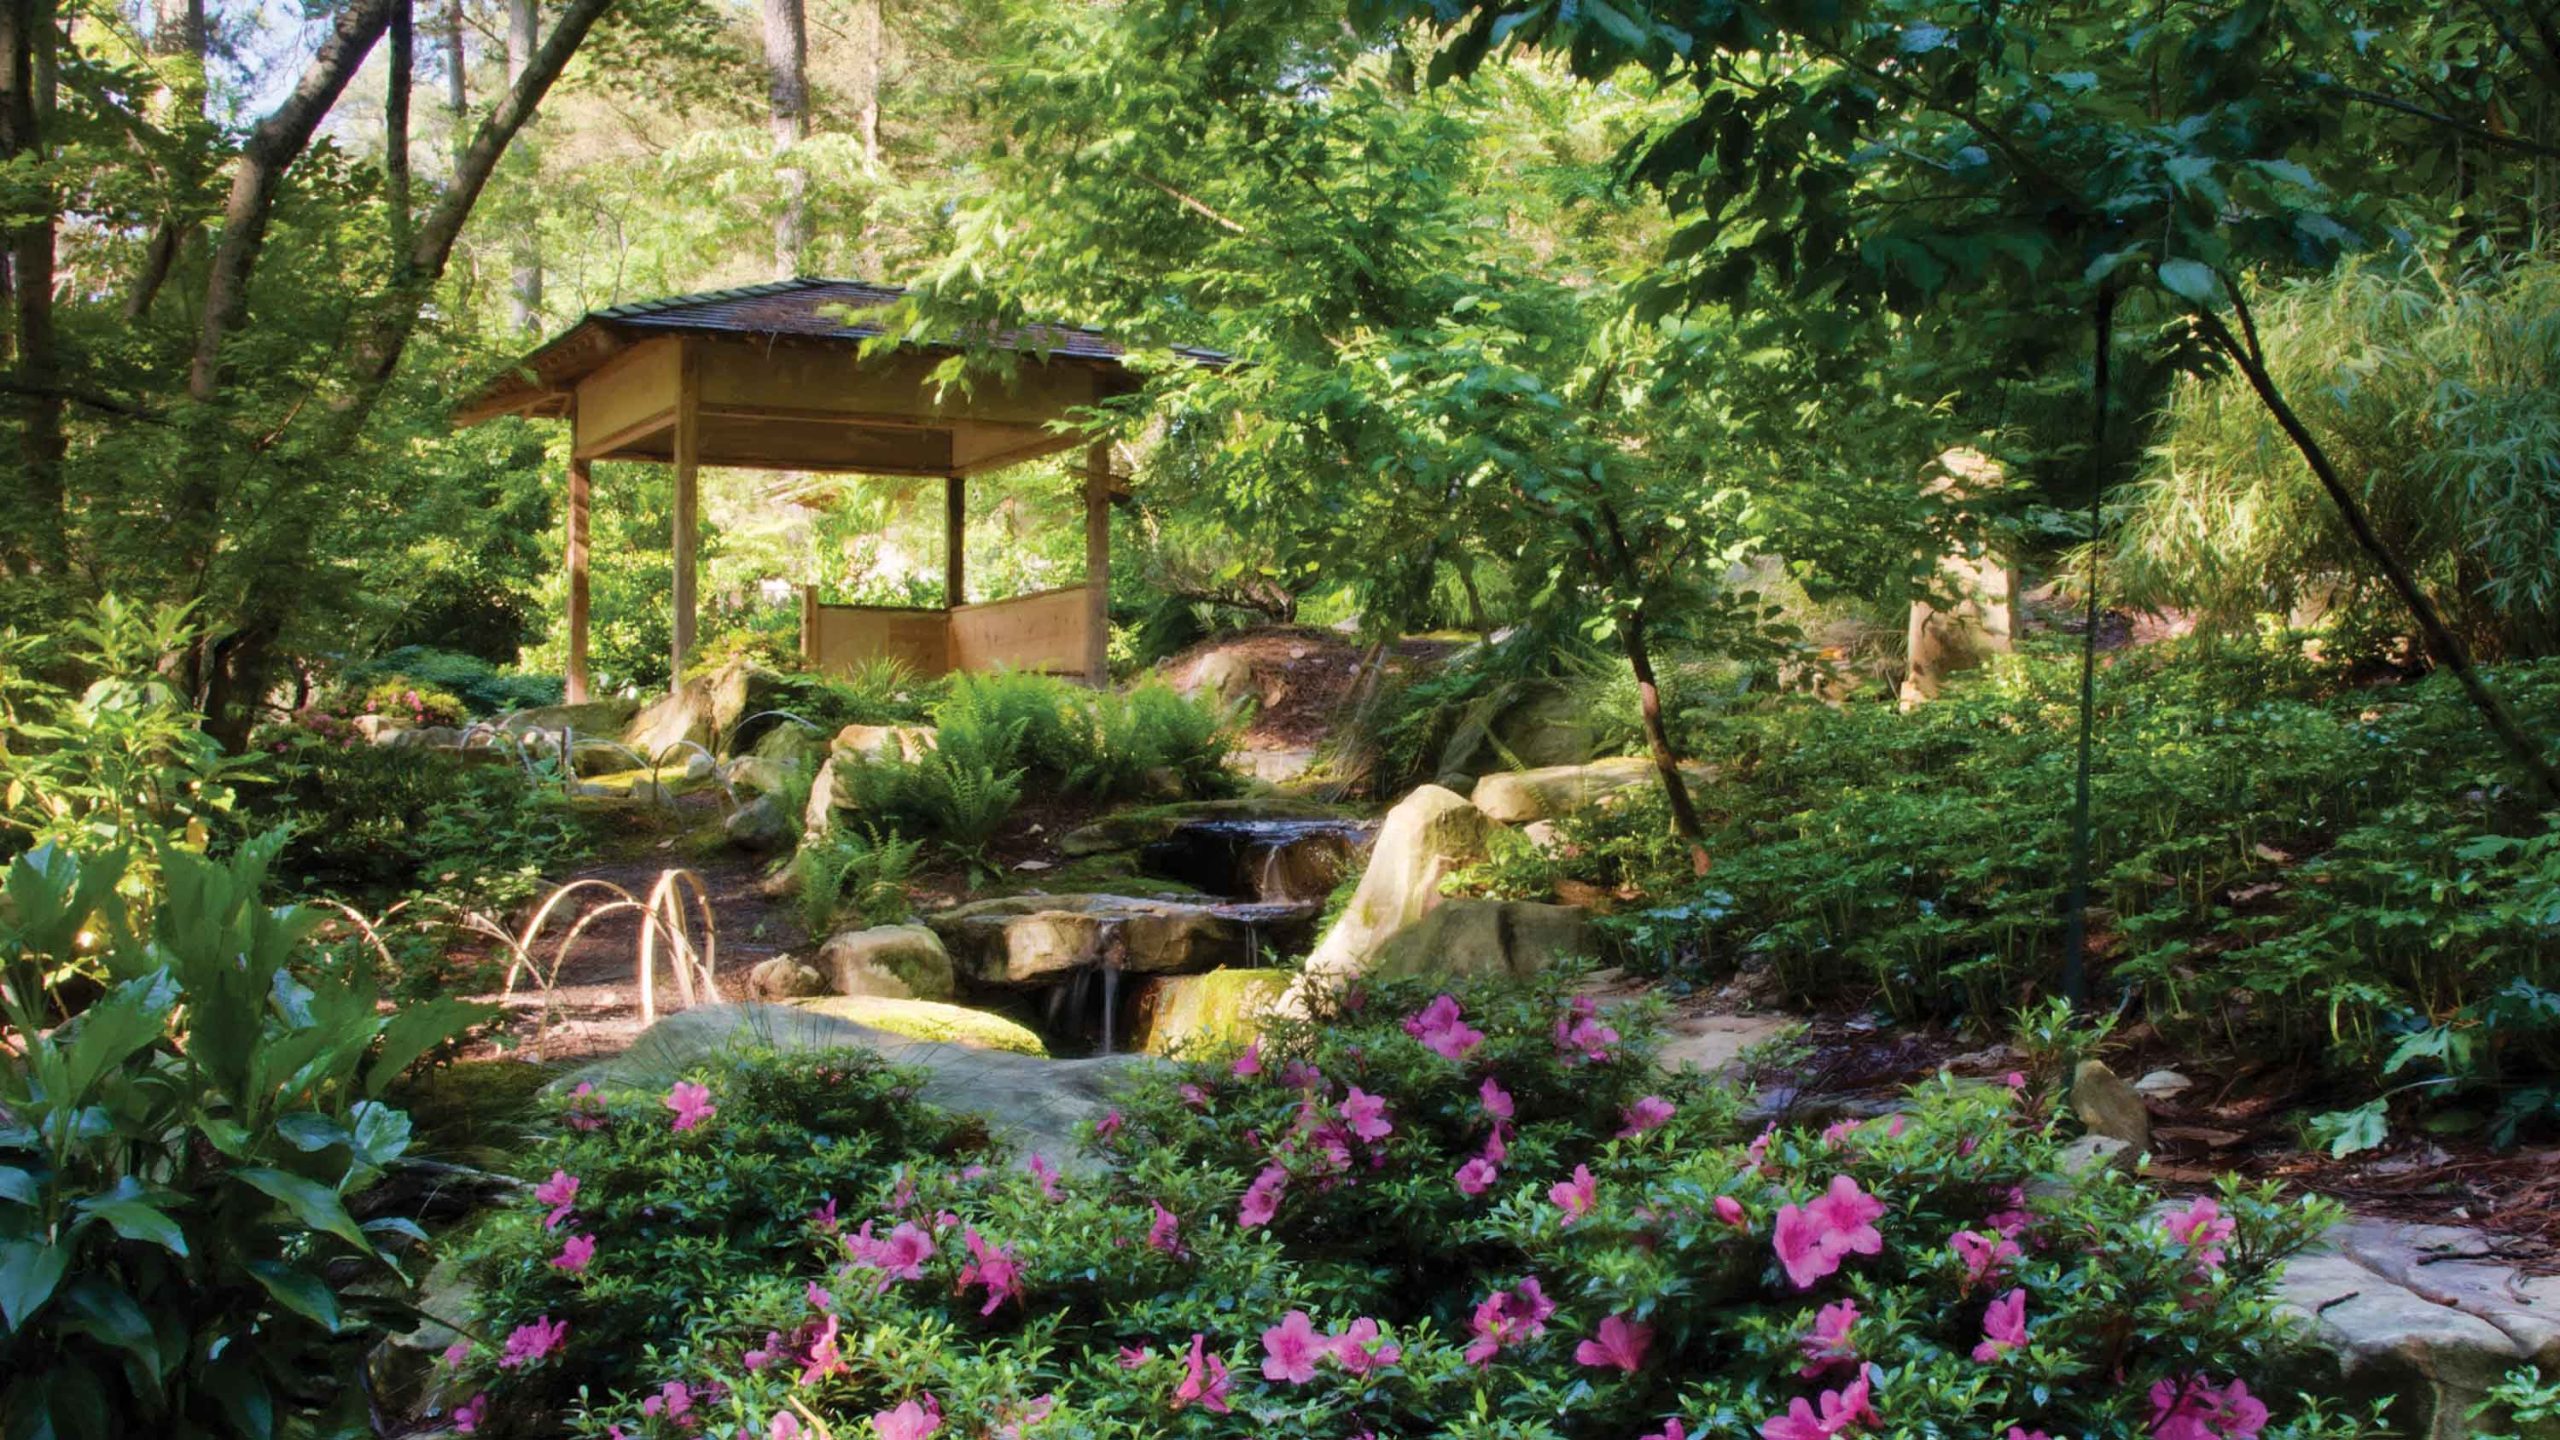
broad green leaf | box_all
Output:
[2156,259,2220,308]
[233,1168,375,1256]
[58,1278,166,1378]
[74,1189,188,1258]
[0,1239,68,1330]
[247,1259,343,1333]
[275,1113,346,1154]
[0,1166,37,1208]
[366,1000,498,1096]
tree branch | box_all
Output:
[2332,82,2560,161]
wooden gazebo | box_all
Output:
[457,278,1216,700]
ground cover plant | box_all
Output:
[436,973,2373,1440]
[1459,634,2560,1146]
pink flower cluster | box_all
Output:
[1553,996,1619,1065]
[664,1080,716,1132]
[1403,993,1485,1061]
[1772,1176,1886,1289]
[2150,1376,2268,1440]
[845,1220,935,1289]
[1759,1373,1876,1440]
[1259,1309,1404,1383]
[871,1394,941,1440]
[1574,1313,1652,1373]
[498,1315,567,1369]
[1463,1277,1555,1365]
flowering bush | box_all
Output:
[441,975,2375,1440]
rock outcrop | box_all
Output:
[928,894,1307,989]
[818,923,956,1001]
[1293,785,1492,991]
[1132,969,1291,1057]
[1367,898,1603,981]
[1470,755,1715,826]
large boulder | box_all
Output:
[707,660,794,754]
[385,724,464,751]
[724,794,795,852]
[568,1002,1128,1160]
[1899,448,2018,708]
[927,894,1295,989]
[1470,755,1715,826]
[1368,898,1604,982]
[1436,684,1605,780]
[1132,969,1291,1057]
[749,955,830,999]
[1295,785,1493,989]
[2273,1219,2560,1440]
[500,697,641,738]
[791,996,1046,1056]
[721,755,800,798]
[833,724,937,763]
[818,923,955,1001]
[625,679,716,760]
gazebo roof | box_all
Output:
[458,276,1223,425]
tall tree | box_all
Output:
[765,0,810,274]
[506,0,543,331]
[122,0,206,321]
[849,0,880,169]
[1,0,62,578]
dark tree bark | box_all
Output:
[443,0,466,160]
[1,0,65,577]
[1586,502,1707,851]
[765,0,809,275]
[123,0,205,321]
[387,0,413,255]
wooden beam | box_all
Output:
[1083,440,1111,687]
[566,450,592,703]
[671,341,701,687]
[944,475,966,608]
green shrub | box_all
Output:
[0,839,489,1440]
[359,679,472,728]
[437,973,2367,1440]
[346,646,565,716]
[794,825,926,935]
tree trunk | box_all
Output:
[122,0,205,321]
[764,0,809,275]
[443,0,466,162]
[185,0,398,405]
[1589,502,1706,852]
[504,0,541,332]
[850,0,881,169]
[1,0,65,578]
[2202,313,2560,804]
[387,0,413,255]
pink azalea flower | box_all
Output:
[452,1394,489,1434]
[1951,1228,2023,1286]
[1456,1156,1498,1197]
[772,1414,805,1440]
[1554,996,1619,1064]
[1574,1313,1653,1373]
[810,1196,840,1233]
[1759,1374,1877,1440]
[1549,1164,1599,1224]
[1261,1309,1327,1384]
[644,1381,695,1421]
[1026,1153,1062,1202]
[1405,994,1486,1061]
[871,1395,942,1440]
[1715,1195,1749,1230]
[1117,1345,1154,1369]
[1332,1317,1400,1376]
[2007,1430,2051,1440]
[440,1341,469,1369]
[1232,1037,1264,1077]
[1972,1287,2028,1363]
[664,1080,717,1132]
[2164,1196,2236,1273]
[534,1170,579,1230]
[1797,1299,1860,1377]
[1773,1175,1888,1289]
[1617,1095,1676,1137]
[2004,1071,2028,1090]
[1481,1122,1510,1164]
[564,1082,608,1131]
[1986,1186,2032,1237]
[744,1330,786,1371]
[550,1233,597,1273]
[1146,1202,1183,1256]
[498,1315,567,1369]
[846,1220,936,1288]
[1461,1279,1554,1366]
[2149,1377,2268,1440]
[1281,1059,1324,1089]
[1173,1333,1231,1413]
[1178,1083,1210,1109]
[1820,1118,1863,1146]
[1339,1086,1393,1142]
[800,1314,846,1385]
[960,1229,1021,1315]
[1642,1422,1690,1440]
[1479,1076,1515,1122]
[1239,1163,1288,1228]
[1094,1109,1123,1142]
[806,1281,833,1310]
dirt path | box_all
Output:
[462,802,809,1064]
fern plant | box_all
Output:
[921,756,1023,879]
[793,825,924,936]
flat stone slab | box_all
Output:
[1655,1013,1796,1081]
[1471,756,1716,825]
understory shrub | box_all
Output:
[1496,634,2560,1142]
[439,974,2366,1440]
[0,839,487,1439]
[794,825,926,935]
[344,646,565,717]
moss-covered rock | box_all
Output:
[1134,968,1291,1057]
[817,924,956,1001]
[571,762,714,800]
[790,996,1047,1056]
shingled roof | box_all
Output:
[461,277,1223,423]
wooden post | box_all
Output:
[944,475,966,608]
[800,583,819,668]
[1082,441,1111,688]
[670,343,701,687]
[566,450,592,703]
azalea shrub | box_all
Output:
[441,974,2376,1440]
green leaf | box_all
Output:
[0,1166,37,1208]
[274,1113,345,1153]
[2156,259,2220,308]
[2307,1100,2390,1158]
[74,1188,188,1258]
[0,1239,68,1331]
[365,1000,497,1097]
[347,1100,414,1171]
[246,1259,342,1333]
[233,1168,375,1256]
[58,1278,166,1378]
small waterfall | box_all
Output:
[1096,959,1121,1057]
